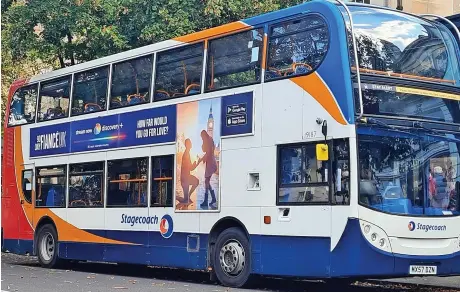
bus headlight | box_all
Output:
[364,225,371,234]
[371,233,377,242]
[360,220,392,253]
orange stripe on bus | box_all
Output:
[261,34,268,70]
[33,209,134,245]
[14,127,34,224]
[13,129,134,245]
[291,73,347,125]
[174,22,249,43]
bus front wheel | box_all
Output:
[213,227,251,288]
[36,224,59,268]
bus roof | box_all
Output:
[25,0,434,85]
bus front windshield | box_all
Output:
[348,6,460,86]
[358,128,460,216]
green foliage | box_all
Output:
[1,0,307,135]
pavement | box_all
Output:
[1,252,459,292]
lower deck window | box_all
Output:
[107,157,148,207]
[36,166,66,207]
[278,144,329,204]
[151,156,174,207]
[69,162,104,207]
[277,139,350,205]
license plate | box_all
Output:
[409,265,437,275]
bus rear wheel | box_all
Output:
[213,227,251,288]
[37,224,60,268]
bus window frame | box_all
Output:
[68,161,105,208]
[106,156,149,208]
[204,26,265,93]
[22,169,34,204]
[71,66,110,117]
[264,13,330,83]
[7,84,39,127]
[109,54,154,110]
[276,140,333,206]
[35,164,68,208]
[37,76,72,124]
[153,41,205,102]
[150,155,174,208]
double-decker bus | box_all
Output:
[2,0,460,288]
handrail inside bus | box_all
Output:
[109,179,147,183]
[329,0,363,120]
[351,67,457,85]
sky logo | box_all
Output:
[160,214,174,239]
[94,123,102,135]
[408,221,416,231]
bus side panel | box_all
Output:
[330,219,395,277]
[2,80,34,254]
[61,230,208,269]
[253,234,331,277]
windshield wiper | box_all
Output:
[412,121,460,143]
[358,117,416,137]
[412,121,440,135]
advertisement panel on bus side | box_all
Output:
[29,91,254,157]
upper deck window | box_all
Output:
[38,77,71,122]
[110,55,152,109]
[72,67,109,115]
[154,43,204,101]
[8,84,37,126]
[265,15,329,81]
[206,28,263,91]
[349,6,460,86]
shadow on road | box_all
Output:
[9,257,454,292]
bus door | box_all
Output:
[19,166,34,240]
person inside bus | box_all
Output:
[178,138,199,204]
[199,130,217,208]
[359,167,379,206]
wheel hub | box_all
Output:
[40,232,55,262]
[219,240,245,276]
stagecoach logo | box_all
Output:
[94,123,102,135]
[408,221,446,232]
[160,214,174,239]
[408,221,416,231]
[120,213,173,238]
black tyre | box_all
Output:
[36,224,60,268]
[213,227,251,288]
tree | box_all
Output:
[1,0,306,134]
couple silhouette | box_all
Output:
[179,130,217,208]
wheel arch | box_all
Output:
[207,217,250,268]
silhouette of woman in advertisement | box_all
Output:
[199,130,217,208]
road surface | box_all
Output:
[1,253,458,292]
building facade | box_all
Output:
[347,0,460,16]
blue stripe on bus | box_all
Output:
[4,219,460,277]
[2,239,33,255]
